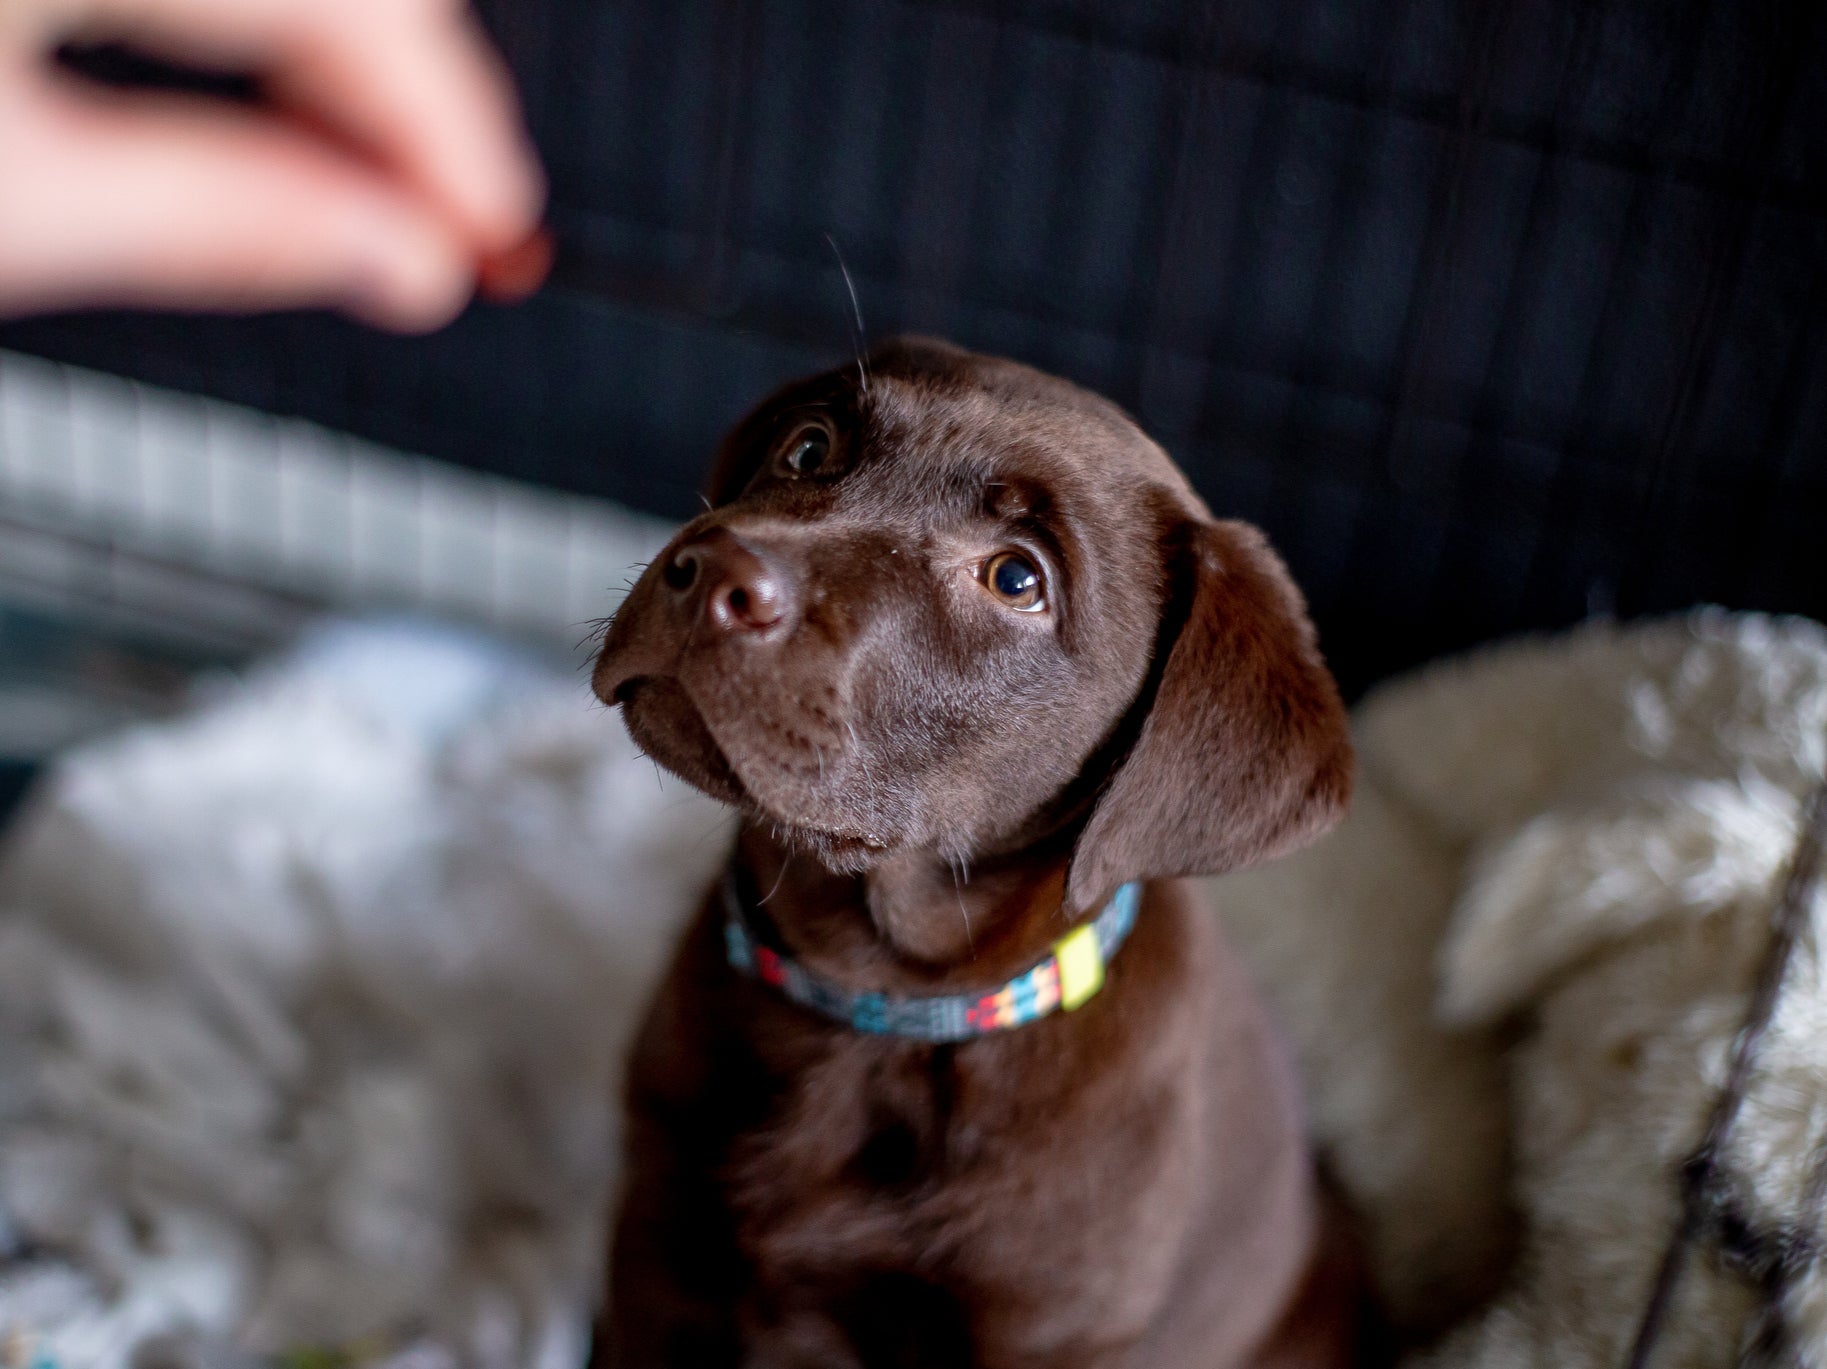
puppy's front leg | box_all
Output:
[737,1310,865,1369]
[592,1147,743,1367]
[594,910,750,1368]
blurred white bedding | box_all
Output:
[0,619,732,1369]
[1208,610,1827,1365]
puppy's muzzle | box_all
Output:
[663,526,798,637]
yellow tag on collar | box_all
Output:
[1054,922,1105,1011]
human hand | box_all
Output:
[0,0,547,331]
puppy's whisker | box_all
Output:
[573,615,616,655]
[687,821,732,858]
[759,854,792,906]
[845,720,881,815]
[824,231,870,403]
[949,856,975,958]
[682,602,708,656]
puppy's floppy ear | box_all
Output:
[1066,518,1352,913]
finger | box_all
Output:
[0,78,477,330]
[37,0,544,253]
[272,1,547,252]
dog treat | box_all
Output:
[476,228,553,304]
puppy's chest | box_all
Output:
[731,1039,975,1228]
[723,1026,1203,1321]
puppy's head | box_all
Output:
[595,337,1350,912]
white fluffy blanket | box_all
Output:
[1208,609,1827,1365]
[0,621,730,1368]
[6,609,1826,1367]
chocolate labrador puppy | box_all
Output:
[591,337,1357,1368]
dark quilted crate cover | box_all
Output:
[4,0,1823,696]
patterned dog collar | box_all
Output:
[722,872,1141,1042]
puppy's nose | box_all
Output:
[662,527,795,634]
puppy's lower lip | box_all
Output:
[795,825,889,853]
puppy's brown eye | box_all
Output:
[781,424,831,475]
[985,551,1045,612]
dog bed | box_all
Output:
[3,609,1825,1366]
[1208,608,1827,1364]
[0,620,730,1368]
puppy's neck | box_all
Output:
[865,847,1071,965]
[735,824,1078,987]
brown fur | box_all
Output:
[590,337,1361,1366]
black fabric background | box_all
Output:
[4,0,1823,698]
